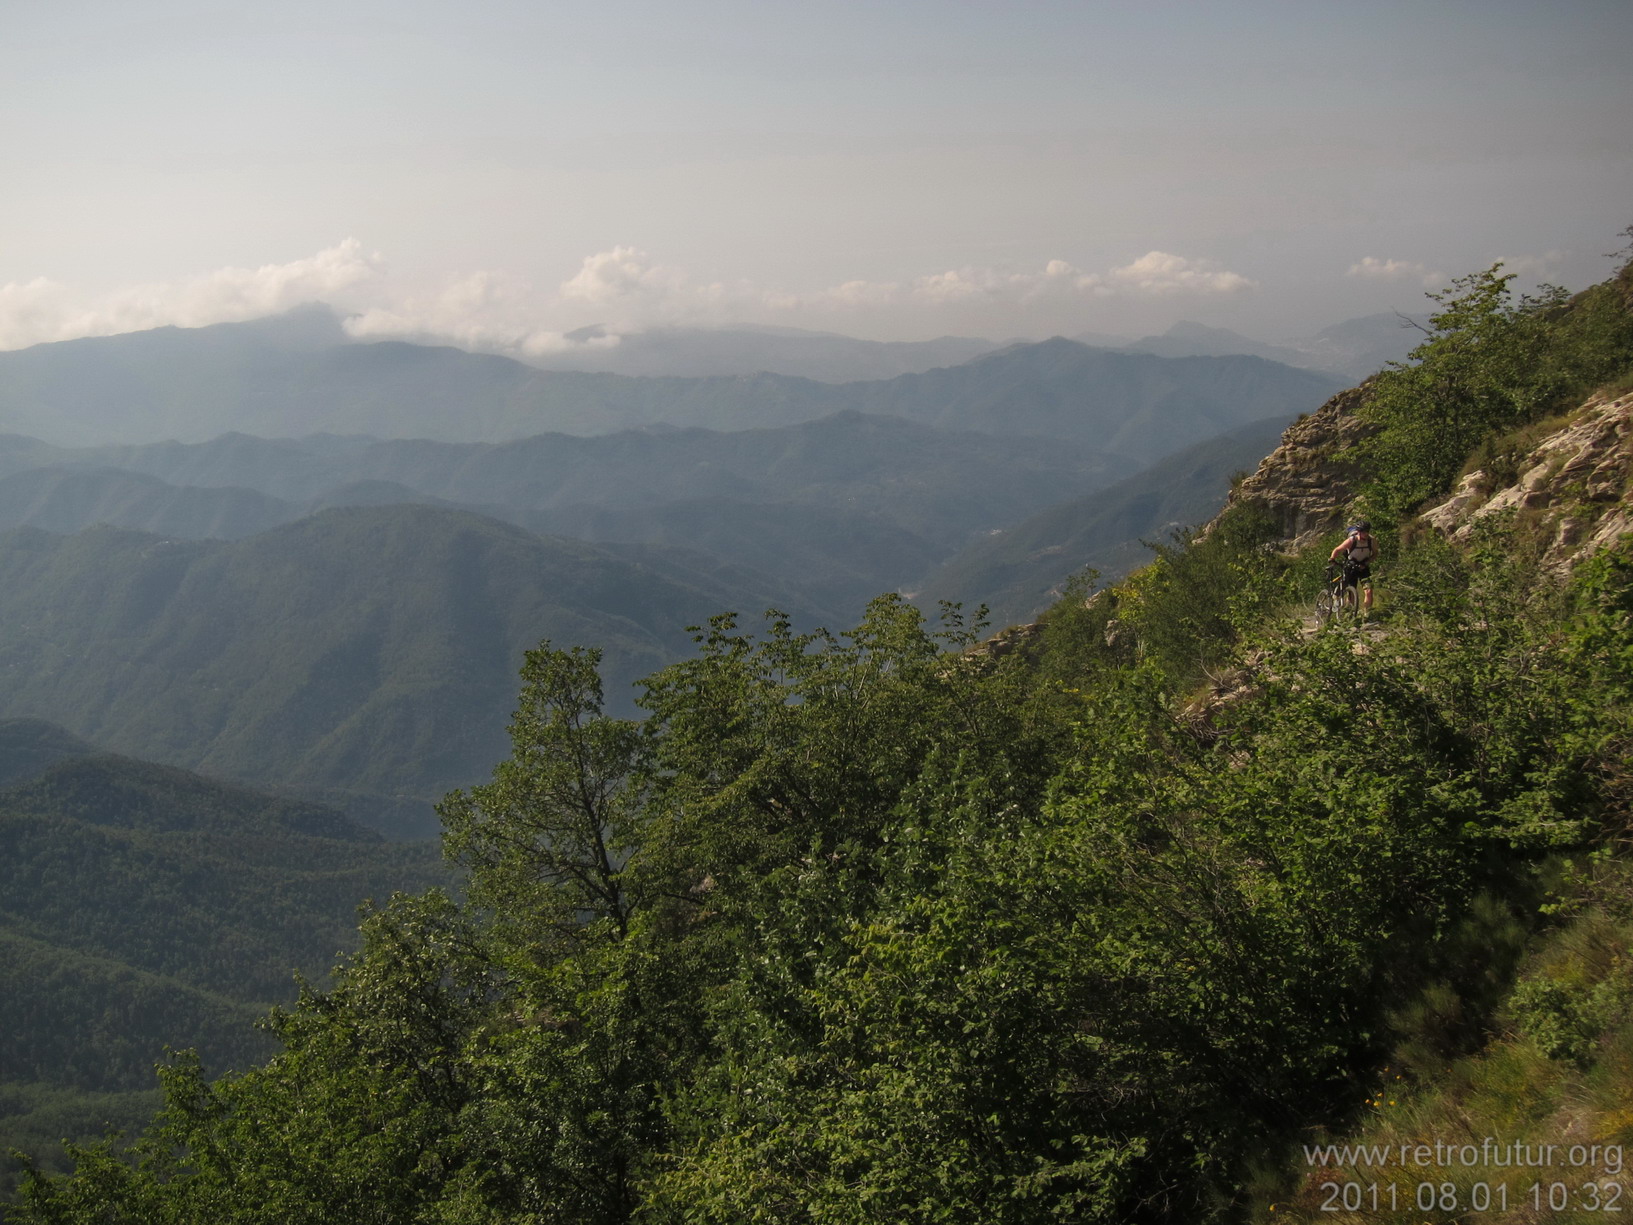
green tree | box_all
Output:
[440,643,652,954]
[1360,265,1550,516]
[1360,252,1633,518]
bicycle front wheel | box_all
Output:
[1315,588,1335,622]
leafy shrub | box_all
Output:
[1359,260,1633,518]
[1114,501,1288,683]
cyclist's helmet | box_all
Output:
[1356,519,1371,532]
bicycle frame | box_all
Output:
[1316,562,1363,623]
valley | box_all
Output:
[0,298,1524,1218]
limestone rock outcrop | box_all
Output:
[1216,382,1378,552]
[1419,391,1633,572]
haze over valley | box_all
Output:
[0,311,1347,839]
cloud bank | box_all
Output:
[2,241,1259,356]
[1346,256,1448,290]
[1493,250,1566,282]
[0,240,379,351]
[1348,250,1566,295]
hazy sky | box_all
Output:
[3,0,1630,355]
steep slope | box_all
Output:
[0,312,1343,448]
[0,506,815,835]
[1419,389,1633,566]
[915,414,1295,625]
[1215,382,1379,550]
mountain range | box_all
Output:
[0,310,1353,1193]
[0,413,1125,614]
[1108,313,1424,381]
[0,312,1344,836]
[447,314,1421,384]
[533,323,1000,382]
[0,310,1343,448]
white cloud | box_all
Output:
[0,240,379,351]
[0,241,1260,357]
[804,252,1249,311]
[1103,251,1256,295]
[559,246,689,306]
[342,270,616,356]
[911,268,988,303]
[910,260,1097,302]
[1347,256,1446,289]
[1494,250,1566,281]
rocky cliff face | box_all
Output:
[1217,375,1633,576]
[1216,382,1377,551]
[1419,391,1633,571]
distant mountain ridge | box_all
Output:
[31,411,1118,537]
[0,413,1129,614]
[1100,313,1425,381]
[0,311,1343,449]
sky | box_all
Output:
[3,0,1630,357]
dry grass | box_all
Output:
[1257,865,1633,1224]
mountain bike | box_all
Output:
[1315,561,1363,624]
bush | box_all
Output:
[1359,259,1633,518]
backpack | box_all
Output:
[1347,531,1374,563]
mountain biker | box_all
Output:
[1329,520,1378,612]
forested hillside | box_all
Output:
[8,246,1633,1224]
[0,412,1131,614]
[0,727,447,1196]
[0,506,815,837]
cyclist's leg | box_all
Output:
[1335,563,1360,619]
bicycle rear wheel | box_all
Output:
[1337,584,1360,620]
